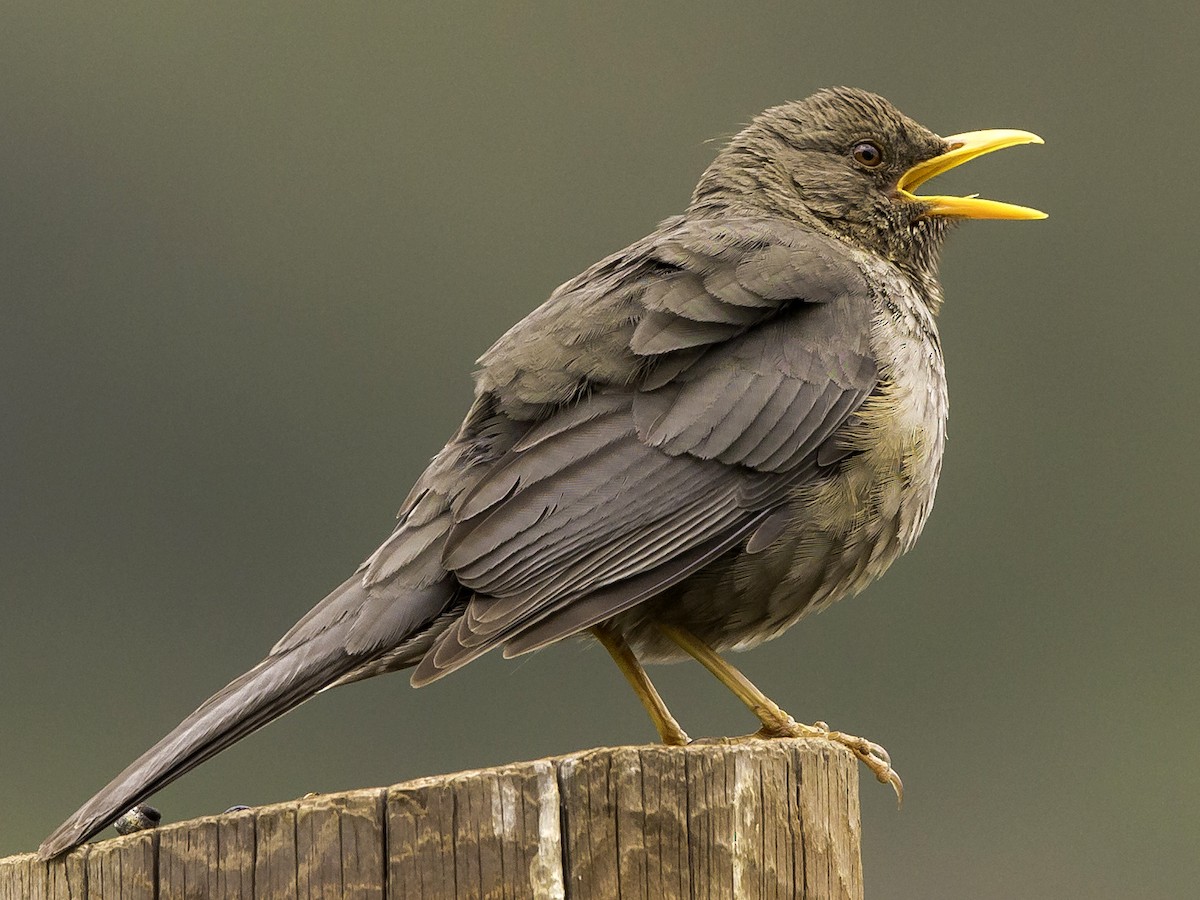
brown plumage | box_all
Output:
[40,87,1044,858]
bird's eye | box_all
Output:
[851,140,884,168]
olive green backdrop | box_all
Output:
[2,3,1196,897]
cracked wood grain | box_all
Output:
[5,738,861,898]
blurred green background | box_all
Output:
[2,3,1196,897]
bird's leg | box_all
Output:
[655,622,903,803]
[591,624,690,746]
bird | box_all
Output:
[39,87,1044,859]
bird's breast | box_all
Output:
[625,265,949,661]
[776,258,947,562]
[855,265,948,554]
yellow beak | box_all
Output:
[898,129,1047,220]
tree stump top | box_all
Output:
[0,738,863,899]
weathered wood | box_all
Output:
[84,831,156,899]
[387,759,560,899]
[2,739,863,898]
[0,843,87,900]
[254,801,298,898]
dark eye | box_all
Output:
[851,140,884,168]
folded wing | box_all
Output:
[412,219,878,683]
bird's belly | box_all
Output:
[619,331,947,662]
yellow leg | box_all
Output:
[591,624,690,746]
[656,622,903,803]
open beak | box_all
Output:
[898,129,1046,220]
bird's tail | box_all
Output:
[38,584,372,859]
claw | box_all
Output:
[749,717,904,806]
[687,734,741,746]
[826,727,903,806]
[887,769,905,808]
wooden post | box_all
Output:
[0,738,863,899]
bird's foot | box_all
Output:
[659,726,691,747]
[755,715,904,805]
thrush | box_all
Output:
[40,87,1043,858]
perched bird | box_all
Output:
[40,87,1044,859]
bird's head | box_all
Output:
[691,86,1045,279]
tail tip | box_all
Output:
[37,833,73,861]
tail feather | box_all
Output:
[38,636,362,859]
[37,571,457,859]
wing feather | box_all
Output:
[409,218,879,683]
